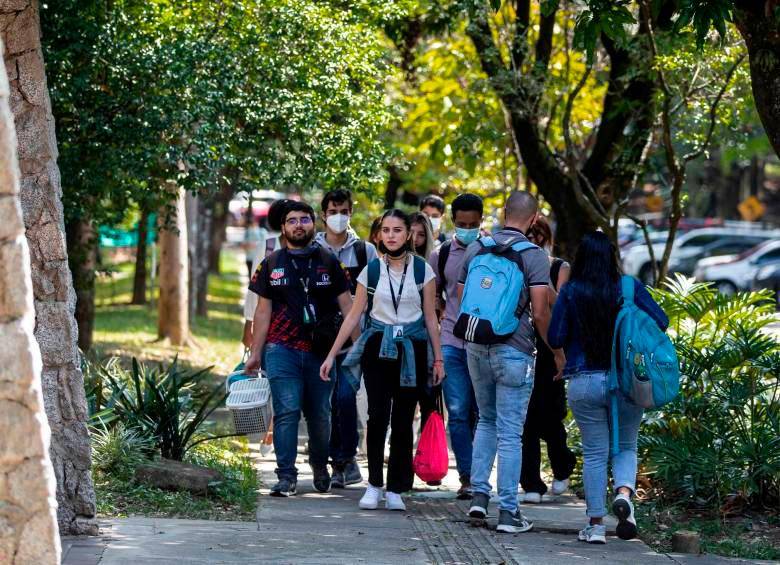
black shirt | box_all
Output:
[249,245,350,352]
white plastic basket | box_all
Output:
[226,378,271,435]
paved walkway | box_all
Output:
[61,441,776,564]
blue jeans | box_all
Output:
[329,354,359,465]
[265,343,334,481]
[568,371,644,518]
[467,343,534,512]
[442,345,478,478]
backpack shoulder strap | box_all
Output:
[621,275,635,305]
[354,240,367,270]
[551,258,565,290]
[365,258,381,315]
[480,236,496,248]
[265,235,276,256]
[413,255,426,302]
[266,248,282,272]
[437,240,451,293]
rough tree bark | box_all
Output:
[158,187,189,345]
[0,35,60,565]
[66,218,96,351]
[207,169,236,274]
[735,2,780,159]
[465,2,660,257]
[131,207,149,305]
[185,191,211,319]
[1,0,97,535]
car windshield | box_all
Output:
[737,240,775,261]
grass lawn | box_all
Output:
[93,248,247,375]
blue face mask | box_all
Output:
[455,227,480,246]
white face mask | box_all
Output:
[429,217,442,232]
[326,213,350,234]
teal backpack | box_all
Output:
[609,276,680,456]
[453,236,537,344]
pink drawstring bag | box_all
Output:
[413,392,448,483]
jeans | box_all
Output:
[329,354,359,465]
[442,345,478,478]
[467,343,535,512]
[362,333,428,494]
[265,343,334,481]
[568,371,644,518]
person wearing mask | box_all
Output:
[519,215,577,504]
[319,209,445,512]
[314,189,377,488]
[409,212,435,260]
[428,193,483,500]
[458,191,565,534]
[420,195,447,245]
[548,232,669,544]
[245,201,355,497]
[243,199,290,349]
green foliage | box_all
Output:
[90,422,154,482]
[100,357,228,461]
[674,0,734,48]
[641,277,780,508]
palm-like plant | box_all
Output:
[101,357,228,461]
[642,276,779,509]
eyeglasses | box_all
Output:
[285,216,313,227]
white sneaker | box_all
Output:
[385,491,406,511]
[359,485,383,510]
[551,479,570,495]
[612,493,638,540]
[578,524,607,544]
[522,491,542,504]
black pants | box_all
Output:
[361,333,429,494]
[520,338,577,495]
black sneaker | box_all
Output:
[331,464,345,489]
[457,475,473,500]
[270,478,297,497]
[468,492,490,520]
[497,509,533,533]
[343,459,363,486]
[312,466,331,493]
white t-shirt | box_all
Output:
[356,257,436,325]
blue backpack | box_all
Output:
[609,276,680,455]
[453,236,537,344]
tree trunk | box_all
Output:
[0,33,61,564]
[735,6,780,159]
[186,191,198,322]
[384,164,403,209]
[65,218,96,352]
[196,198,211,317]
[131,208,149,305]
[158,187,189,345]
[1,0,97,536]
[207,169,236,274]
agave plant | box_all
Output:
[642,276,780,508]
[101,357,228,461]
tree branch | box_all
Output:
[511,0,531,70]
[535,7,557,71]
[466,4,508,88]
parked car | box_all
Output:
[752,260,780,305]
[668,236,769,276]
[622,227,780,285]
[694,239,780,294]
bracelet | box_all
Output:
[433,359,444,366]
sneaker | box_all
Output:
[385,491,406,511]
[270,478,297,497]
[456,475,473,500]
[343,459,363,486]
[612,493,638,540]
[578,524,607,544]
[468,492,490,520]
[551,478,570,496]
[521,491,542,504]
[497,509,533,533]
[312,467,331,493]
[359,484,383,510]
[331,465,345,489]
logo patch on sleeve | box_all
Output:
[270,268,285,280]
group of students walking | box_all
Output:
[243,188,669,544]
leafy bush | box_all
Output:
[100,357,228,460]
[91,422,154,481]
[641,276,780,509]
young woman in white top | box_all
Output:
[320,209,445,511]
